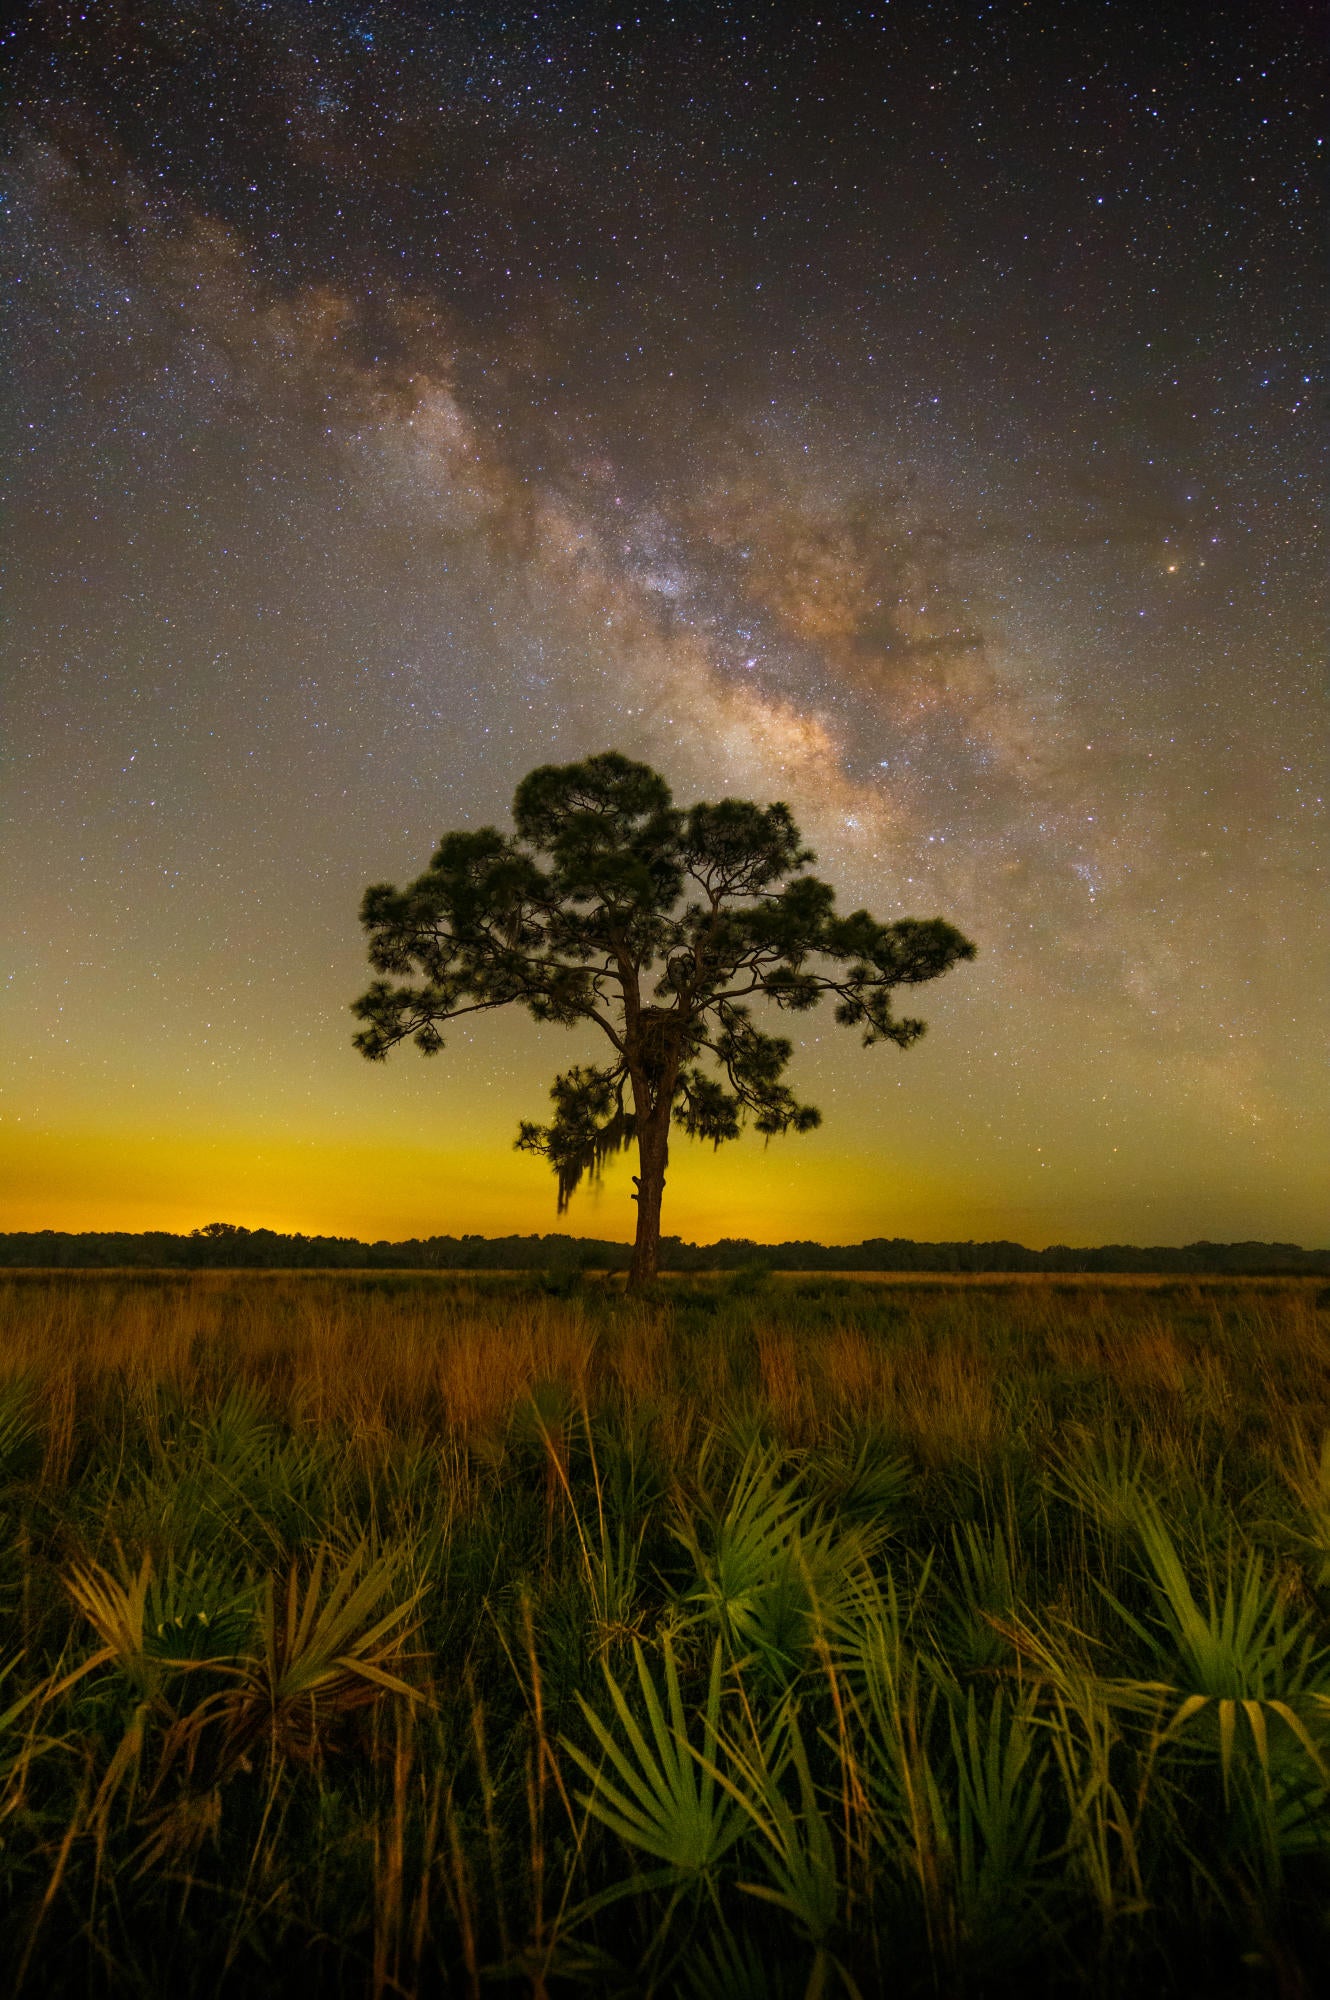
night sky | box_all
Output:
[2,3,1324,1248]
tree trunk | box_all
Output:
[628,1115,669,1289]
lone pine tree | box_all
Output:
[351,753,975,1286]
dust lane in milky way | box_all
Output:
[1,5,1324,1246]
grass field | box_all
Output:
[0,1268,1328,1996]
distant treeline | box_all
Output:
[1,1223,1327,1275]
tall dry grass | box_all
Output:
[0,1268,1327,1995]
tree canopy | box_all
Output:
[352,752,976,1283]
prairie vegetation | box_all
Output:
[0,1269,1328,1995]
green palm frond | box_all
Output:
[715,1705,841,1947]
[255,1541,424,1709]
[1100,1498,1330,1792]
[1048,1429,1149,1536]
[804,1428,912,1524]
[678,1922,798,2000]
[943,1518,1025,1671]
[563,1638,742,1874]
[947,1687,1049,1930]
[144,1554,254,1668]
[64,1551,155,1693]
[678,1444,882,1683]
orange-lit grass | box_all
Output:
[1,1267,1325,1465]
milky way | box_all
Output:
[2,4,1324,1247]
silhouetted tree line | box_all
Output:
[0,1223,1326,1276]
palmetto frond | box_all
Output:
[1100,1498,1330,1793]
[677,1445,885,1684]
[563,1639,742,1874]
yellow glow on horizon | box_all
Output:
[4,1093,1322,1254]
[1,1122,984,1248]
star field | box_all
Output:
[1,2,1324,1247]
